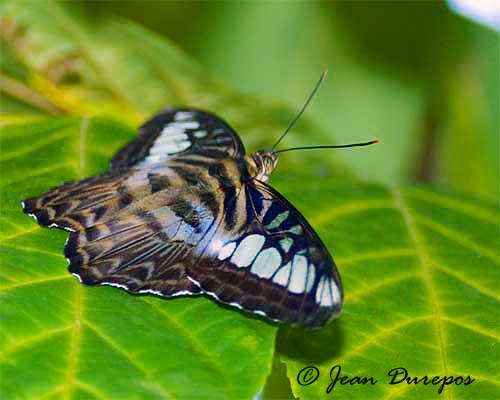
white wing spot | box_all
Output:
[174,133,189,143]
[330,281,341,305]
[231,234,265,268]
[315,276,326,304]
[315,276,338,307]
[28,213,38,222]
[288,255,308,294]
[137,288,195,297]
[305,264,316,294]
[101,282,129,291]
[174,111,194,121]
[289,225,302,235]
[272,262,291,286]
[170,290,197,297]
[152,123,198,157]
[160,126,182,136]
[279,237,293,253]
[193,130,207,138]
[265,211,290,230]
[146,125,193,157]
[228,301,244,310]
[172,121,199,130]
[218,242,236,260]
[164,142,190,154]
[250,247,281,278]
[144,154,167,163]
[138,289,163,296]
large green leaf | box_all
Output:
[2,116,498,399]
[1,2,498,399]
[275,182,498,399]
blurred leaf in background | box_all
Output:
[83,1,498,199]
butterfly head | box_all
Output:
[251,151,279,182]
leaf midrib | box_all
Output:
[391,188,452,400]
[62,116,89,400]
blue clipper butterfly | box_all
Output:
[22,75,377,328]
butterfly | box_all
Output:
[21,106,351,328]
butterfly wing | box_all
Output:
[23,108,242,231]
[186,180,343,328]
[24,108,244,297]
[64,199,207,297]
[62,165,233,296]
[110,108,246,170]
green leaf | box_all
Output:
[274,181,498,399]
[2,117,498,399]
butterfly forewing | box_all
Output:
[110,108,245,171]
[188,180,342,328]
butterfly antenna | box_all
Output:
[275,140,379,154]
[271,70,327,151]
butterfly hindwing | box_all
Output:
[63,189,216,296]
[110,108,246,171]
[187,181,342,328]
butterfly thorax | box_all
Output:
[246,151,279,183]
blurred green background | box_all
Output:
[2,0,498,199]
[80,1,499,200]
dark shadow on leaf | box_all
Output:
[276,320,344,364]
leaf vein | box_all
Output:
[0,326,71,360]
[392,188,452,400]
[0,274,71,293]
[432,261,499,301]
[139,298,233,392]
[417,215,498,264]
[311,199,394,226]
